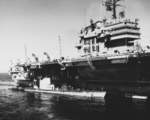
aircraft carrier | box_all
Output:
[9,0,150,99]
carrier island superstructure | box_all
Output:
[9,0,150,97]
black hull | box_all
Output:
[29,53,150,94]
[51,53,150,90]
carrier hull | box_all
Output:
[47,53,150,91]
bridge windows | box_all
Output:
[96,45,100,52]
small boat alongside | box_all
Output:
[9,63,33,88]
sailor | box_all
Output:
[36,76,42,89]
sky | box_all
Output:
[0,0,150,72]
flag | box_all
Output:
[105,0,112,11]
[119,11,125,18]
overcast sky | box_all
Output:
[0,0,150,72]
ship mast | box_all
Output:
[103,0,123,19]
[112,0,117,19]
[24,44,28,63]
[58,35,62,58]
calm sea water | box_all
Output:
[0,73,150,120]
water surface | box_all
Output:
[0,74,150,120]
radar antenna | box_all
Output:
[102,0,124,19]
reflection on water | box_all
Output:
[0,85,150,120]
